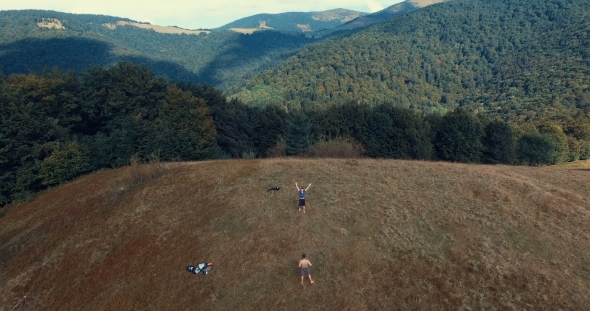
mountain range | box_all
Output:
[2,3,590,307]
[0,0,445,90]
[231,0,590,122]
[0,0,589,123]
[216,0,448,36]
[216,8,367,33]
[314,0,448,37]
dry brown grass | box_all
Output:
[552,159,590,170]
[227,20,275,34]
[36,19,65,30]
[1,159,590,310]
[408,0,446,8]
[103,21,210,35]
[306,137,366,158]
[228,28,270,34]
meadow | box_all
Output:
[1,158,589,310]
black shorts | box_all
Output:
[301,266,310,276]
[299,199,306,206]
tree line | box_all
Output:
[2,62,590,206]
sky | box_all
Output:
[2,0,405,29]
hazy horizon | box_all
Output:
[2,0,404,29]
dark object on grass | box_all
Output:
[267,186,280,192]
[186,262,213,275]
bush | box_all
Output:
[580,140,590,160]
[39,141,91,186]
[482,121,515,164]
[435,110,484,163]
[567,136,581,162]
[537,122,569,164]
[285,114,311,156]
[267,138,287,158]
[306,137,366,158]
[516,132,556,166]
[128,155,166,188]
[241,150,257,159]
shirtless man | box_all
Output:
[296,182,311,213]
[298,253,314,284]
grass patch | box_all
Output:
[503,229,545,253]
[1,159,590,310]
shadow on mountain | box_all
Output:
[196,31,316,89]
[119,55,203,84]
[0,37,114,75]
[0,37,202,83]
[0,33,316,89]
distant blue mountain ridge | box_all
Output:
[216,8,368,33]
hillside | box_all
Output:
[315,0,448,37]
[231,0,590,122]
[1,159,590,310]
[0,2,464,91]
[0,10,316,89]
[217,9,367,33]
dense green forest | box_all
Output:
[231,0,590,123]
[2,63,589,208]
[0,10,316,90]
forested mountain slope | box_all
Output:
[0,10,316,89]
[315,0,448,37]
[232,0,590,122]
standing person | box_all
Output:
[299,253,314,284]
[295,182,311,213]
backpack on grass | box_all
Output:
[186,262,213,275]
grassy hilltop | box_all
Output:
[1,159,590,310]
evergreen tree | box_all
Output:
[39,141,92,186]
[580,140,590,160]
[516,132,556,165]
[378,105,434,160]
[78,62,168,165]
[212,98,256,158]
[251,105,288,157]
[482,121,516,164]
[365,110,396,158]
[537,122,569,164]
[566,136,581,162]
[179,83,260,158]
[285,114,311,156]
[79,62,167,136]
[0,71,81,203]
[149,86,218,161]
[435,110,484,163]
[311,101,370,144]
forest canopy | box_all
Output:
[2,63,589,207]
[231,0,590,123]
